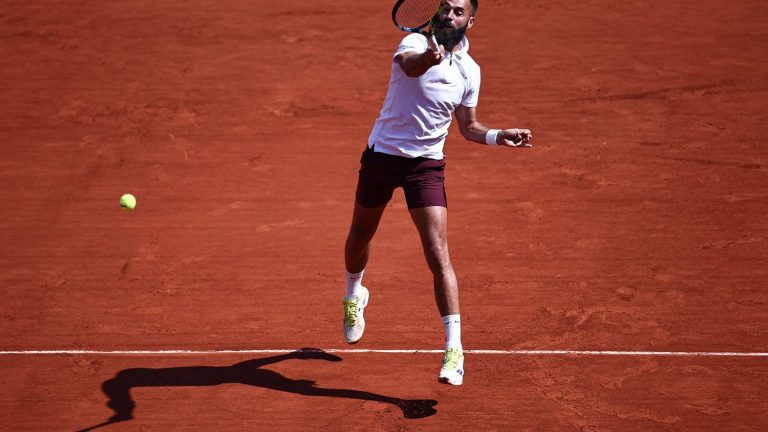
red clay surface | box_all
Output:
[1,0,767,430]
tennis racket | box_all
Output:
[392,0,446,51]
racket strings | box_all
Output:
[394,0,442,29]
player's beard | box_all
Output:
[434,18,468,52]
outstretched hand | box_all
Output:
[499,128,533,148]
[424,43,445,66]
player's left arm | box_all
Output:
[454,104,533,148]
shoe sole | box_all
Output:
[438,375,463,386]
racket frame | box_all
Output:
[391,0,446,51]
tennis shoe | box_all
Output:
[343,286,369,344]
[438,347,464,386]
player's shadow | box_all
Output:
[76,348,437,431]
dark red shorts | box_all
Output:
[355,145,447,209]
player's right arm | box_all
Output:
[395,45,445,77]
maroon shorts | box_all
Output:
[355,145,447,209]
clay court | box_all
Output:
[1,0,767,430]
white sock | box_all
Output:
[344,269,364,298]
[442,314,462,350]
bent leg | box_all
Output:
[408,206,459,316]
[345,202,387,273]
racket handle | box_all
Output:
[428,34,439,51]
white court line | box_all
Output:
[0,349,767,357]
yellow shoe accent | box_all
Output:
[343,297,358,326]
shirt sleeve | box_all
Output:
[394,33,429,58]
[462,64,481,107]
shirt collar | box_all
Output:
[452,37,469,57]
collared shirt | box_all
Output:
[367,33,481,160]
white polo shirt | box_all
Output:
[367,33,481,160]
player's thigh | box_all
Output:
[409,206,450,263]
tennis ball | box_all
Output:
[120,193,136,210]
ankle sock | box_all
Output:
[344,269,364,298]
[441,314,462,351]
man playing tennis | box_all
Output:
[342,0,532,386]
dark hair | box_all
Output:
[470,0,478,16]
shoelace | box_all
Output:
[343,298,358,326]
[442,348,462,370]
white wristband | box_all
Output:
[485,129,501,145]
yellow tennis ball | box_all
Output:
[120,193,136,210]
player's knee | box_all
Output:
[424,244,451,272]
[346,228,374,250]
[429,261,453,278]
[345,232,370,252]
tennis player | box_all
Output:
[342,0,532,386]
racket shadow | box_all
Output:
[75,348,437,431]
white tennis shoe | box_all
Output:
[438,347,464,385]
[343,286,369,344]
